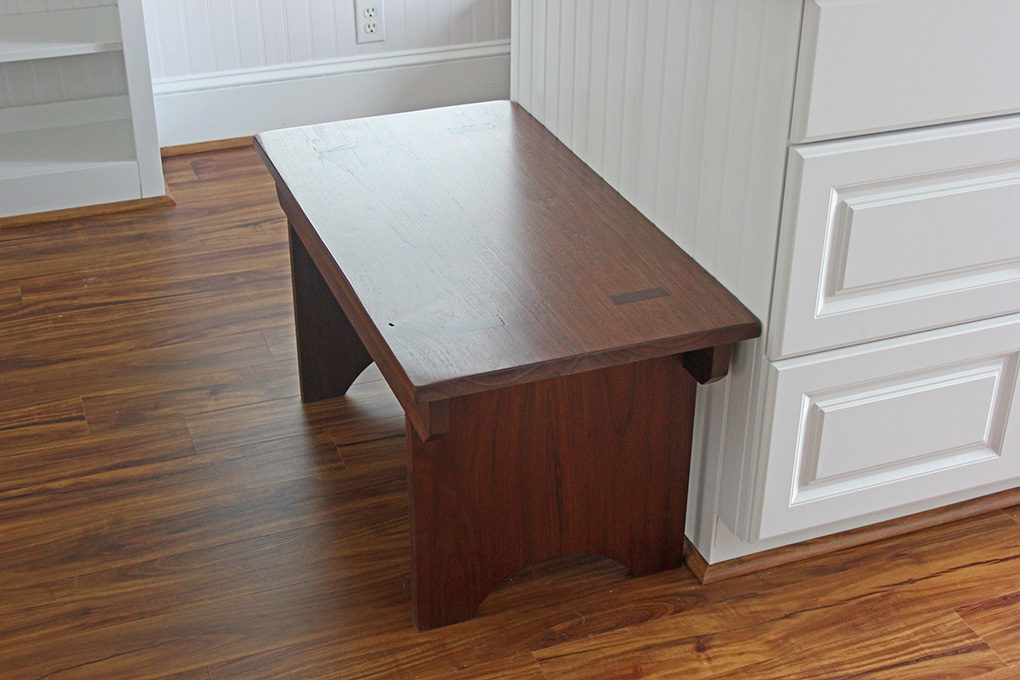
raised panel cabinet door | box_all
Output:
[769,115,1020,360]
[792,0,1020,143]
[754,314,1020,541]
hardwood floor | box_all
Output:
[1,147,1017,679]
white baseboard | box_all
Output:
[152,41,511,148]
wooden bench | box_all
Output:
[255,101,760,630]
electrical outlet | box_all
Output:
[354,0,385,44]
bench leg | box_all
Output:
[406,355,696,630]
[288,223,373,402]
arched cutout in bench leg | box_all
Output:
[406,355,695,630]
[288,222,373,401]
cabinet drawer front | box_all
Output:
[770,116,1020,360]
[756,315,1020,540]
[792,0,1020,143]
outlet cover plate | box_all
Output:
[354,0,385,44]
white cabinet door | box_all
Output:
[770,116,1020,360]
[755,315,1020,540]
[792,0,1020,143]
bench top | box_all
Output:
[256,101,760,402]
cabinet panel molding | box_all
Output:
[755,315,1020,540]
[792,0,1020,142]
[770,116,1020,360]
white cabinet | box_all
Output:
[770,116,1020,359]
[748,0,1020,546]
[757,315,1020,539]
[792,0,1020,143]
[0,1,164,219]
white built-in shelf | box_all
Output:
[0,6,122,64]
[0,2,165,219]
[0,117,140,217]
[0,117,135,180]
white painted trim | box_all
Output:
[120,0,165,198]
[153,40,511,95]
[153,41,511,147]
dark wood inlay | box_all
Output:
[610,286,670,306]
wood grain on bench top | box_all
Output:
[255,101,760,402]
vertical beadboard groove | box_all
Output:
[634,0,665,221]
[510,0,803,559]
[619,0,647,208]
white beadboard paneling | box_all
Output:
[0,51,127,107]
[146,0,510,80]
[259,0,290,65]
[308,0,336,60]
[511,0,804,559]
[233,1,266,70]
[179,0,215,75]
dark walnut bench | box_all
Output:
[255,101,760,630]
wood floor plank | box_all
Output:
[0,196,281,284]
[1,577,400,680]
[533,599,1004,680]
[974,667,1020,679]
[160,157,201,185]
[151,670,211,680]
[261,324,298,360]
[465,509,1020,656]
[0,398,89,449]
[81,360,300,430]
[208,639,548,680]
[529,512,1020,676]
[0,279,21,312]
[0,434,348,585]
[2,288,289,369]
[0,490,406,647]
[1,329,276,409]
[0,431,339,526]
[958,591,1020,666]
[17,242,289,316]
[709,613,1003,680]
[184,380,400,453]
[0,418,195,493]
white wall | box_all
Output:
[143,0,512,146]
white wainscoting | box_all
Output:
[144,0,512,146]
[143,0,510,78]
